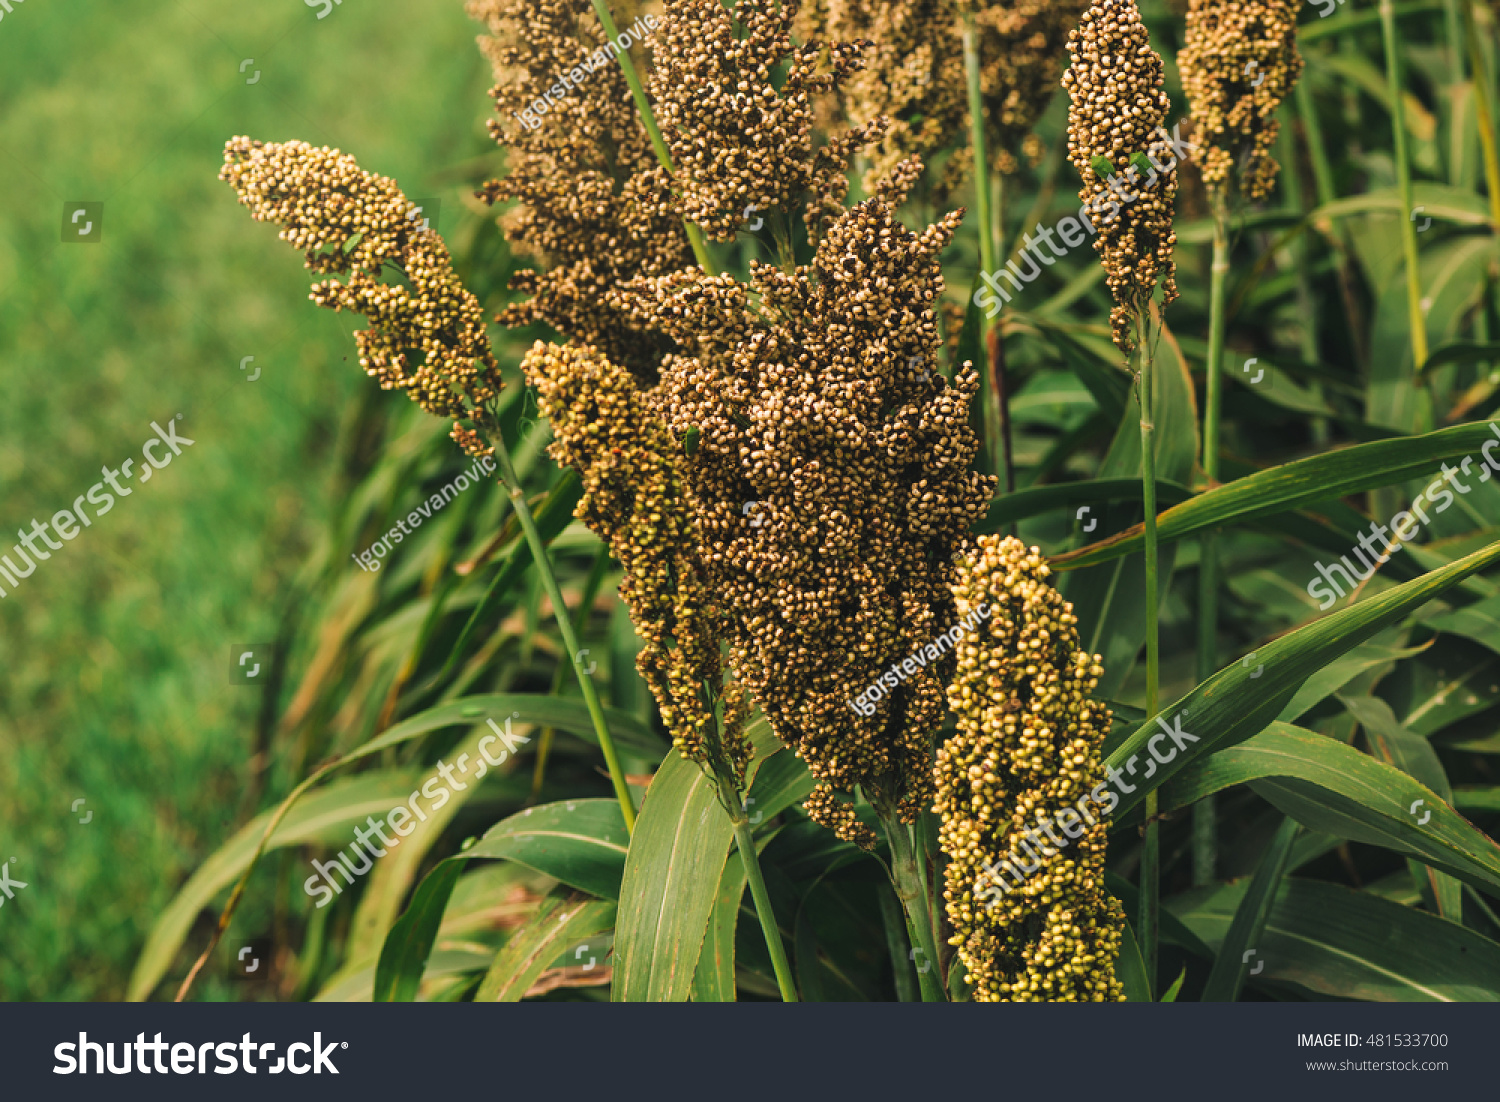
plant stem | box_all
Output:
[1379,0,1429,369]
[1464,0,1500,231]
[718,774,798,1001]
[878,882,919,1001]
[587,0,716,276]
[1137,319,1161,992]
[884,814,947,1001]
[531,544,613,800]
[487,423,637,833]
[962,17,1010,494]
[1296,75,1369,372]
[1193,205,1230,888]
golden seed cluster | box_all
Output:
[220,137,501,444]
[936,535,1124,1002]
[623,198,993,847]
[469,0,692,383]
[1062,0,1179,354]
[1178,0,1303,202]
[522,341,751,787]
[650,0,884,243]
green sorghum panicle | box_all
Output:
[936,535,1125,1002]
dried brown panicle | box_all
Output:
[619,197,994,848]
[469,0,691,383]
[522,340,751,788]
[937,535,1124,1002]
[220,137,502,453]
[1062,0,1179,354]
[1178,0,1303,203]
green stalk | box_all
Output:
[884,815,947,1001]
[1193,205,1230,888]
[530,544,613,800]
[1278,111,1329,446]
[1379,0,1430,369]
[1137,318,1161,993]
[1296,75,1369,371]
[717,773,798,1001]
[1464,0,1500,231]
[879,883,919,1001]
[962,16,1010,494]
[588,0,716,276]
[487,422,637,833]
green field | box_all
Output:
[0,0,494,1000]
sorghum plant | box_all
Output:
[1178,0,1302,884]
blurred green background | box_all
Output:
[0,0,496,999]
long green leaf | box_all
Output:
[1106,538,1500,813]
[1160,722,1500,896]
[129,773,420,1001]
[612,717,805,1001]
[1056,422,1500,570]
[1170,878,1500,1001]
[373,856,468,1002]
[1201,817,1299,1002]
[474,890,616,1002]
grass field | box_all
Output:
[0,0,495,1000]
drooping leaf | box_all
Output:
[467,799,630,901]
[1170,878,1500,1001]
[1159,722,1500,895]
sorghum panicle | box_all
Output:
[801,0,1084,198]
[1062,0,1179,354]
[522,341,752,788]
[220,138,502,450]
[651,0,884,243]
[626,198,994,847]
[936,535,1125,1002]
[470,0,691,382]
[1178,0,1303,202]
